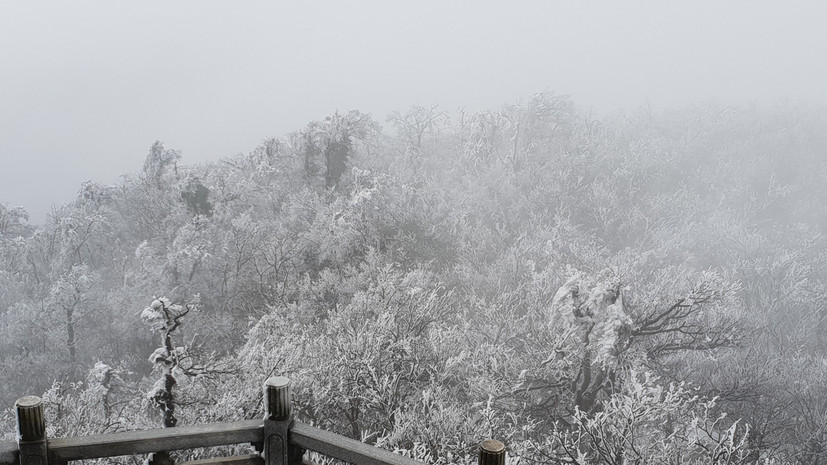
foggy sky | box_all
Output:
[2,1,826,223]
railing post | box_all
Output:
[263,377,304,465]
[145,451,175,465]
[479,439,505,465]
[15,396,48,465]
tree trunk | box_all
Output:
[66,306,76,363]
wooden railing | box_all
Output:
[1,377,507,465]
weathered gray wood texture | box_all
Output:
[0,419,429,465]
[181,454,264,465]
[478,439,506,465]
[264,377,291,421]
[291,422,424,465]
[15,396,48,465]
[263,377,294,465]
[49,419,262,461]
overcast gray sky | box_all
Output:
[2,1,826,223]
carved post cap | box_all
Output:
[15,396,45,442]
[264,376,291,421]
[479,439,505,465]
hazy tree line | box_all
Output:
[1,95,826,464]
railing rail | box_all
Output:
[46,420,262,462]
[1,376,507,465]
[291,422,420,465]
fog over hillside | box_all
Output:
[2,3,827,465]
[1,1,826,222]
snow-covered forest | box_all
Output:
[1,96,827,464]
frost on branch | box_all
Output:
[547,270,633,412]
[537,369,751,464]
[550,271,633,367]
[141,295,225,430]
[141,296,193,428]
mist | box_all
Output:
[2,1,826,222]
[3,2,827,463]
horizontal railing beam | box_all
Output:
[291,422,423,465]
[180,454,264,465]
[2,419,428,465]
[48,419,263,462]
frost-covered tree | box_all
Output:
[47,264,101,369]
[546,271,632,413]
[141,297,192,428]
[388,104,448,154]
[141,296,229,428]
[531,370,751,465]
[296,111,376,188]
[142,141,182,188]
[0,203,29,238]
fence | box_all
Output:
[1,376,506,465]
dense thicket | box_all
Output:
[1,96,826,464]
